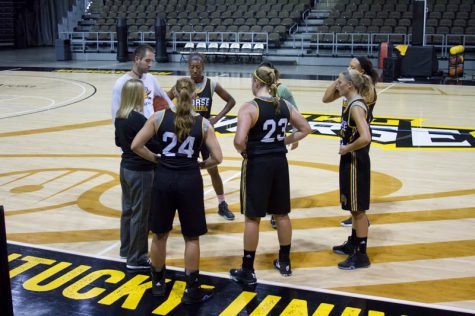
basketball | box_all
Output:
[153,96,168,111]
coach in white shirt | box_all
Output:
[111,44,173,123]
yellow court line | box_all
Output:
[332,277,475,303]
[7,207,475,242]
[0,120,111,137]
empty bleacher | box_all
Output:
[63,0,312,59]
[60,0,475,62]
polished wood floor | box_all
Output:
[1,68,474,312]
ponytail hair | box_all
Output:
[355,56,379,85]
[174,77,196,142]
[253,66,280,113]
[343,69,374,98]
[116,79,144,119]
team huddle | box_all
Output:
[112,44,377,304]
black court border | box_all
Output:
[7,242,474,316]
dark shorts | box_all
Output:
[149,165,207,237]
[339,150,370,212]
[240,154,290,217]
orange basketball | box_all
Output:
[153,96,168,111]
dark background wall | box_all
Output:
[0,0,74,48]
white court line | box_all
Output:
[95,240,121,257]
[1,68,22,71]
[204,171,241,195]
[0,75,88,119]
[377,82,400,95]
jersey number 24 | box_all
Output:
[162,131,195,158]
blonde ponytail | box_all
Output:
[254,66,280,113]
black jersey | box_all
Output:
[246,97,291,157]
[155,109,204,169]
[342,87,376,123]
[192,77,213,118]
[340,95,370,147]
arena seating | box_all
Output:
[80,0,311,58]
[312,0,474,56]
[65,0,474,61]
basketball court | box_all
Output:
[1,48,475,315]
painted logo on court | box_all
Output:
[213,113,475,149]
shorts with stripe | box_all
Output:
[339,150,370,212]
[240,154,290,217]
[149,164,207,237]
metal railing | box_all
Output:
[60,31,475,59]
[300,32,474,58]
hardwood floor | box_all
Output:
[1,69,474,312]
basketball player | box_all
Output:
[167,53,236,220]
[131,77,222,304]
[259,61,300,229]
[111,44,173,123]
[229,66,311,285]
[322,57,378,227]
[329,69,374,270]
[115,79,156,271]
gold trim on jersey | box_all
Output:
[351,151,358,211]
[347,100,368,128]
[194,77,208,94]
[154,109,167,133]
[200,116,205,148]
[249,100,260,127]
[241,158,248,215]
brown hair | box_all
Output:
[174,77,196,142]
[355,56,379,84]
[253,66,280,113]
[134,44,154,59]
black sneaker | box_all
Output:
[340,217,352,227]
[126,258,150,271]
[273,259,292,276]
[218,201,235,220]
[229,268,257,286]
[270,216,277,229]
[150,268,166,297]
[182,286,213,304]
[332,237,355,255]
[338,252,371,270]
[340,217,371,227]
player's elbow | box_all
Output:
[362,133,372,146]
[300,121,312,136]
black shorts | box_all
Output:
[240,154,290,217]
[149,165,207,237]
[339,150,370,212]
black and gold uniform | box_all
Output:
[193,77,215,160]
[192,77,213,119]
[241,97,292,217]
[339,95,371,212]
[150,108,209,237]
[342,86,376,122]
